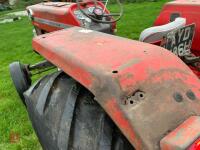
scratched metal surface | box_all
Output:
[33,27,200,150]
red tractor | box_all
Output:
[9,0,200,150]
[26,0,122,35]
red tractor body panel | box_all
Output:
[154,0,200,56]
[33,27,200,149]
[160,116,200,150]
[27,2,115,33]
[27,2,79,32]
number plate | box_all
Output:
[161,24,195,57]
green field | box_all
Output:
[0,1,168,149]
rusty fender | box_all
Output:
[32,27,200,150]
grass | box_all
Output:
[0,1,169,149]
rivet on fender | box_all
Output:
[186,90,196,100]
[173,92,183,102]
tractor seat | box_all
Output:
[139,17,186,43]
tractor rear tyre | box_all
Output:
[9,61,31,105]
[23,71,134,150]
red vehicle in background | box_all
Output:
[9,0,200,149]
[153,0,200,78]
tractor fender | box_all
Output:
[32,27,200,150]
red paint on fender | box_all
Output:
[32,27,200,149]
[105,99,142,150]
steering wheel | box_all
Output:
[76,0,123,24]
